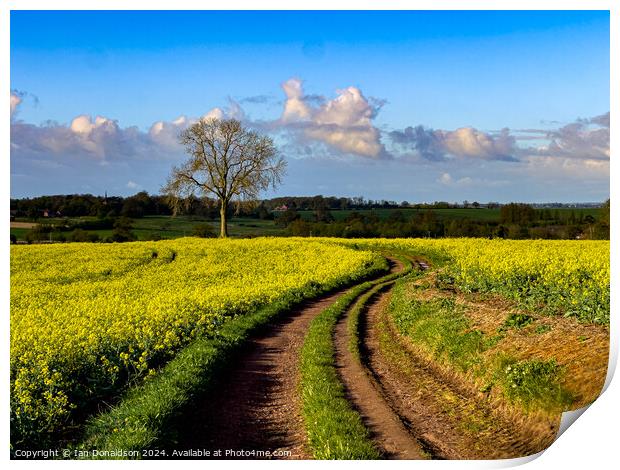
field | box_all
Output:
[9,237,610,459]
[9,207,602,242]
[10,239,383,448]
[10,216,285,241]
[348,238,610,323]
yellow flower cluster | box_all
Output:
[341,238,610,323]
[10,238,379,444]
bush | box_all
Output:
[112,217,137,242]
[51,232,67,243]
[70,229,94,243]
[191,224,216,238]
[288,219,312,237]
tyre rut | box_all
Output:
[170,289,349,459]
[334,279,427,459]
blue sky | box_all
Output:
[10,10,610,202]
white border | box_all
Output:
[3,2,616,469]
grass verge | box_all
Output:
[389,280,574,413]
[73,256,389,459]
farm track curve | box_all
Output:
[169,260,402,459]
[169,256,557,460]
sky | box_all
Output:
[10,10,610,202]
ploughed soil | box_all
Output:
[10,221,37,229]
[169,289,347,459]
[356,289,560,459]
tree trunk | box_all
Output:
[219,201,228,238]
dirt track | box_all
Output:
[334,284,426,459]
[169,258,558,460]
[171,289,348,459]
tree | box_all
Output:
[112,217,136,242]
[312,196,334,223]
[276,208,300,227]
[163,118,286,238]
[594,199,610,239]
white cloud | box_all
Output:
[126,180,140,189]
[281,78,311,122]
[438,172,452,185]
[149,115,191,148]
[10,91,22,116]
[149,103,242,149]
[201,107,224,121]
[279,78,386,158]
[440,127,516,161]
[390,125,517,162]
[522,154,609,179]
[535,121,609,161]
[437,172,475,187]
[12,99,246,165]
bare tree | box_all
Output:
[163,118,286,237]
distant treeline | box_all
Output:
[9,193,477,220]
[10,193,609,240]
[276,199,610,240]
[11,193,174,219]
[9,192,600,219]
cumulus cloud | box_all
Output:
[10,98,249,166]
[149,115,192,149]
[11,89,39,118]
[148,102,243,149]
[281,78,311,122]
[279,78,386,158]
[438,172,453,185]
[517,112,610,164]
[10,76,610,199]
[390,125,518,162]
[390,112,608,166]
[11,116,151,162]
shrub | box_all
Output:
[191,224,216,238]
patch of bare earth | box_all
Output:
[362,289,558,459]
[10,221,37,229]
[171,290,348,460]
